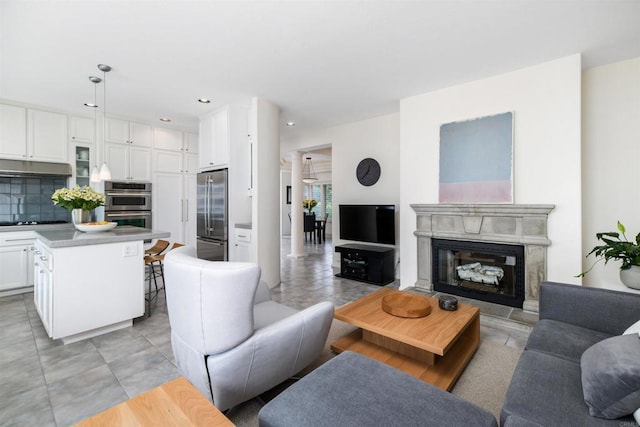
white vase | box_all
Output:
[619,265,640,290]
[71,208,91,226]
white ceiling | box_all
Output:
[1,1,639,138]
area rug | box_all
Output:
[226,319,522,426]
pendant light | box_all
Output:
[98,64,112,181]
[302,157,318,184]
[87,76,102,183]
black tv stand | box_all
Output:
[335,243,395,286]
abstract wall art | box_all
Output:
[439,112,514,203]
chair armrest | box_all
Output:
[539,281,640,335]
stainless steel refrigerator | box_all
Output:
[197,169,228,261]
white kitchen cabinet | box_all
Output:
[73,144,94,187]
[28,109,68,162]
[0,232,36,293]
[233,227,252,262]
[153,172,197,246]
[0,106,67,162]
[106,118,152,147]
[183,152,198,174]
[105,142,152,181]
[69,116,95,144]
[185,132,199,153]
[153,150,182,173]
[153,150,198,174]
[199,107,229,170]
[0,104,27,158]
[153,127,183,151]
[33,237,146,343]
[33,242,53,335]
[183,173,197,247]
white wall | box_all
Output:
[582,57,640,292]
[282,113,401,266]
[399,55,583,290]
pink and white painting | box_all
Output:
[439,112,514,203]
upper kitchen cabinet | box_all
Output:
[185,132,199,153]
[105,118,152,147]
[105,143,151,181]
[153,127,183,151]
[0,105,67,162]
[28,110,68,162]
[199,107,229,170]
[0,104,27,158]
[69,116,95,144]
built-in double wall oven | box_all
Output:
[104,181,152,229]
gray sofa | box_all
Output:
[501,281,640,426]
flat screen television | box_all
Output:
[339,204,395,245]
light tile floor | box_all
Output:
[0,237,534,426]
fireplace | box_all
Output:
[432,238,525,308]
[411,204,554,312]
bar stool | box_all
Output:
[145,239,170,257]
[145,243,184,316]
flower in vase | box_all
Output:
[303,199,317,214]
[51,185,105,212]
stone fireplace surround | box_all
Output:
[411,204,555,313]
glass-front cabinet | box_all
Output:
[74,145,93,187]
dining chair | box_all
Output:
[304,213,316,242]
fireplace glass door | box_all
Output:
[432,238,525,308]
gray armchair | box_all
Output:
[164,246,334,411]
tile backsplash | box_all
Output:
[0,177,70,223]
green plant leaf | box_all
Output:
[618,221,626,234]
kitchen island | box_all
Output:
[34,226,169,344]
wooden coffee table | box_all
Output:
[75,377,233,426]
[331,288,480,391]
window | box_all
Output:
[304,183,332,220]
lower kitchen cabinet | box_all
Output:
[0,232,36,293]
[33,238,145,343]
[232,226,252,262]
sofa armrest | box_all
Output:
[539,281,640,335]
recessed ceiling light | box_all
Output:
[159,118,171,122]
[83,102,98,108]
[285,121,296,127]
[198,98,211,104]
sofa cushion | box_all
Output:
[501,349,630,426]
[581,334,640,419]
[259,351,497,427]
[525,319,612,362]
[502,415,544,427]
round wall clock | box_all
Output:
[356,158,381,186]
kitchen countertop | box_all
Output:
[0,223,74,233]
[35,226,170,248]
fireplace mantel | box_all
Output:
[410,204,555,312]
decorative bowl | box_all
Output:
[74,222,117,233]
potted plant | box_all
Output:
[577,221,640,289]
[51,185,105,225]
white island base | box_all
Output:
[34,226,169,344]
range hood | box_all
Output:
[0,159,72,177]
